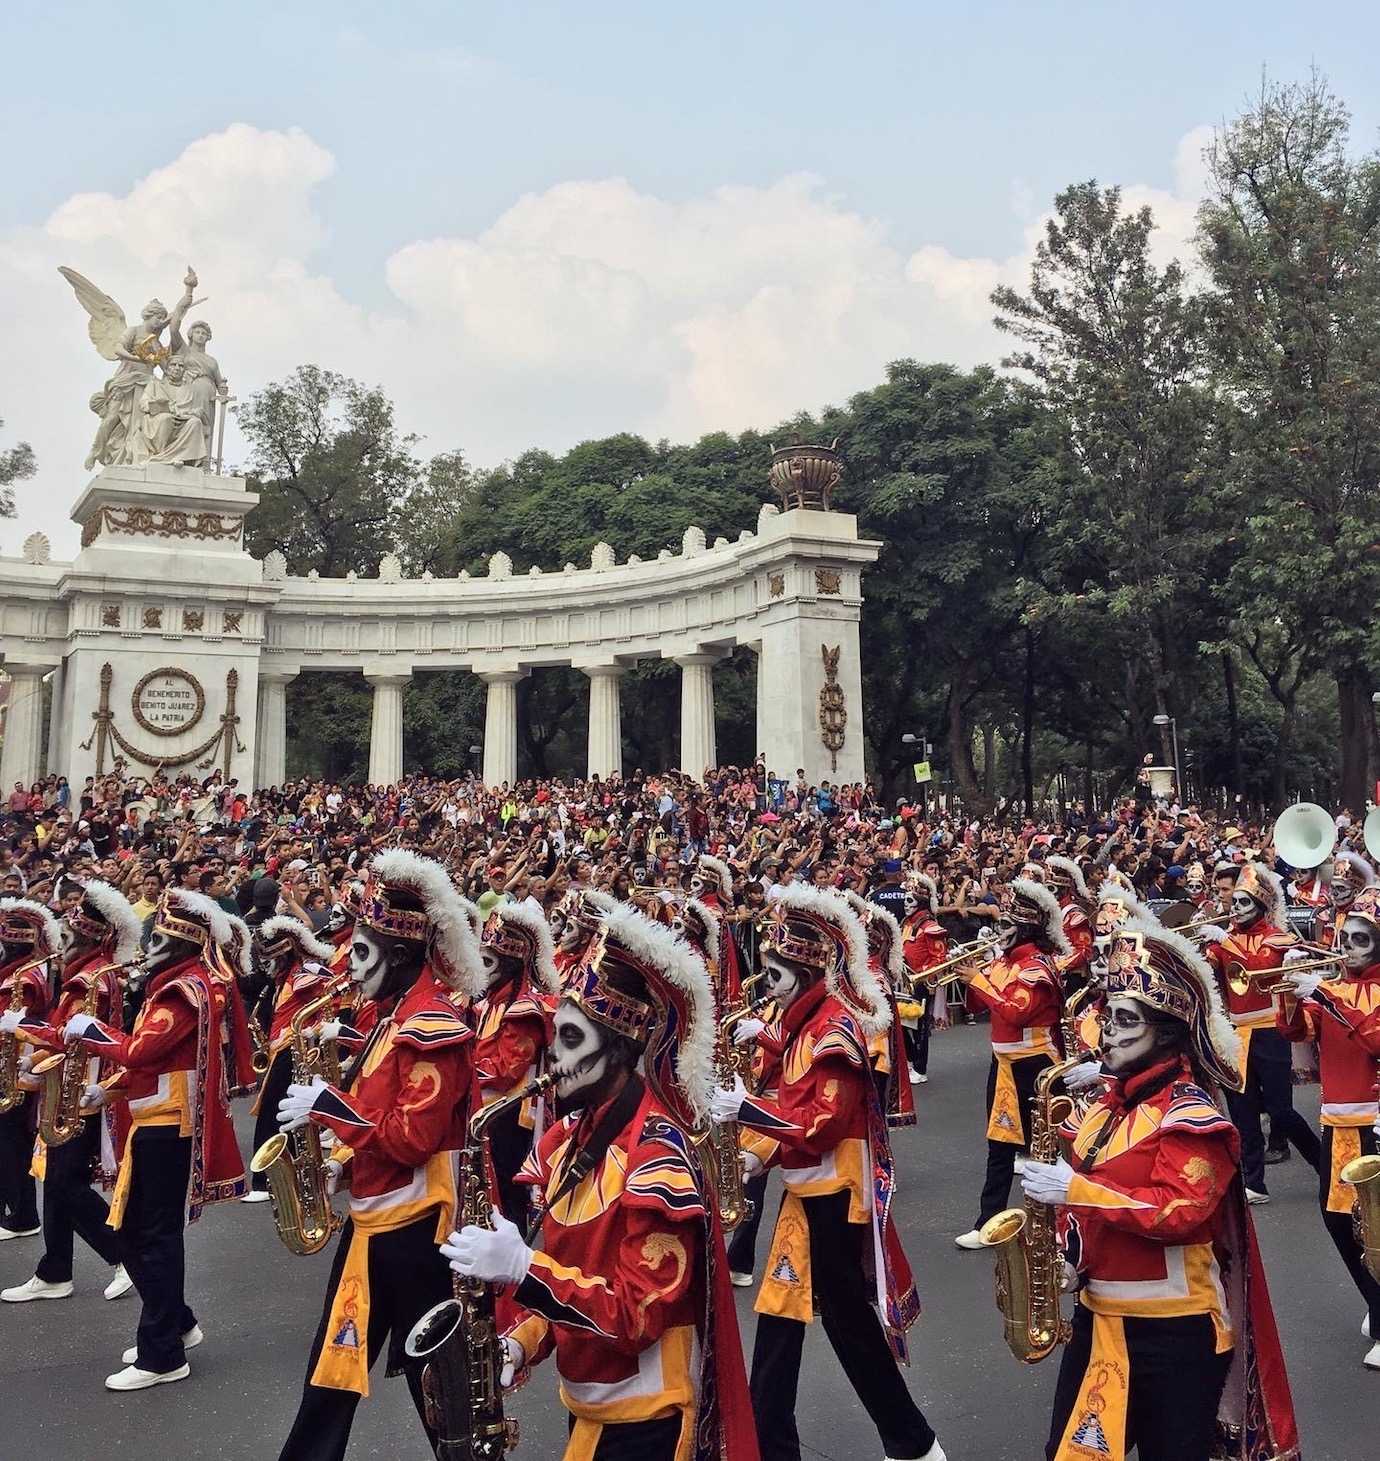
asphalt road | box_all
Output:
[0,1024,1374,1460]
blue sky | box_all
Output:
[3,1,1378,549]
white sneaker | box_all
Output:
[104,1264,134,1300]
[1365,1341,1380,1371]
[240,1189,272,1204]
[105,1363,190,1392]
[1245,1188,1270,1205]
[908,1066,922,1085]
[0,1224,41,1241]
[954,1228,986,1250]
[915,1072,929,1084]
[1363,1314,1371,1340]
[1,1275,73,1303]
[729,1270,753,1288]
[893,1445,947,1461]
[122,1324,202,1367]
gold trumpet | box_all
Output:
[1226,951,1344,998]
[919,935,996,991]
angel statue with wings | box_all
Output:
[59,265,203,470]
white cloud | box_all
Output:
[1,123,1211,555]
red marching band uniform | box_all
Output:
[844,891,916,1129]
[691,855,744,1003]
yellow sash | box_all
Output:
[1327,1126,1363,1214]
[1055,1312,1131,1461]
[987,1056,1024,1145]
[755,1190,814,1323]
[310,1226,373,1396]
[30,1136,46,1183]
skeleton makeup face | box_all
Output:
[143,926,185,976]
[1229,890,1263,930]
[1330,875,1358,908]
[903,891,919,917]
[349,926,409,1003]
[995,916,1020,953]
[1098,995,1166,1075]
[551,1000,612,1112]
[1338,916,1377,974]
[762,950,806,1010]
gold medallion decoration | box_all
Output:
[132,668,206,737]
[818,644,846,771]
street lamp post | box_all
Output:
[1152,714,1181,802]
[902,732,931,815]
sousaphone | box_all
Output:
[1273,801,1337,870]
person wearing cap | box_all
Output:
[1,882,141,1305]
[843,891,916,1129]
[271,849,485,1460]
[954,879,1070,1250]
[711,886,943,1461]
[1043,856,1095,990]
[64,888,251,1390]
[1275,885,1380,1369]
[0,900,61,1242]
[443,901,758,1460]
[1019,918,1299,1461]
[1198,863,1321,1197]
[1314,848,1377,950]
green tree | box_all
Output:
[0,417,35,518]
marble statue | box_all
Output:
[132,357,208,466]
[170,318,227,446]
[59,264,214,470]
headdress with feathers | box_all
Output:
[0,897,62,958]
[1235,861,1287,926]
[68,880,142,964]
[675,896,721,970]
[481,899,559,995]
[1008,878,1073,959]
[1045,855,1091,903]
[220,914,254,984]
[255,914,335,966]
[908,873,939,916]
[1095,877,1152,937]
[1333,849,1377,888]
[843,890,905,985]
[695,854,733,898]
[367,849,485,1000]
[156,888,233,951]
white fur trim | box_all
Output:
[0,897,61,957]
[1046,856,1090,903]
[454,895,482,940]
[1012,879,1073,959]
[222,915,254,981]
[162,888,233,950]
[842,890,905,985]
[1334,849,1377,887]
[681,897,721,969]
[76,880,143,964]
[255,914,334,964]
[597,901,715,1123]
[910,874,939,915]
[487,900,559,994]
[1242,862,1287,926]
[696,854,733,898]
[370,848,485,999]
[769,885,890,1038]
[1096,879,1151,924]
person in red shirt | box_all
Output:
[551,886,615,984]
[270,849,485,1461]
[66,888,251,1391]
[1044,855,1094,991]
[688,853,744,1002]
[1314,848,1375,949]
[899,874,948,1081]
[443,899,758,1461]
[1,882,140,1304]
[1276,883,1380,1368]
[1019,918,1299,1461]
[713,886,943,1461]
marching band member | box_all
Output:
[1,882,139,1304]
[552,886,617,984]
[0,898,58,1243]
[1020,917,1300,1461]
[900,875,949,1083]
[1289,858,1333,917]
[1199,862,1321,1196]
[243,916,336,1204]
[272,850,484,1461]
[690,853,745,1001]
[444,900,759,1460]
[65,888,250,1391]
[1046,856,1094,990]
[1276,885,1380,1367]
[954,878,1069,1250]
[475,901,558,1224]
[844,890,916,1128]
[1315,849,1376,949]
[711,886,942,1461]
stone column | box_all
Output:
[44,661,65,778]
[2,664,56,791]
[479,670,527,787]
[255,669,296,789]
[365,673,409,786]
[674,654,719,778]
[582,664,627,779]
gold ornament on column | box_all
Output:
[818,644,847,772]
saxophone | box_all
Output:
[0,958,44,1115]
[249,990,343,1256]
[700,987,766,1232]
[405,1073,552,1460]
[36,965,116,1148]
[1342,1152,1380,1282]
[315,974,355,1087]
[978,1056,1081,1363]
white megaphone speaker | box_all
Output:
[1273,801,1337,870]
[1364,807,1380,863]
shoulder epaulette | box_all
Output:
[395,1004,473,1050]
[625,1115,706,1217]
[1160,1081,1234,1135]
[504,992,551,1023]
[811,1018,868,1070]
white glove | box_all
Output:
[80,1082,107,1111]
[732,1017,765,1047]
[1019,1156,1074,1206]
[710,1075,748,1125]
[1062,1060,1105,1093]
[17,1052,32,1074]
[314,1020,343,1044]
[302,962,325,977]
[63,1011,100,1041]
[324,1159,343,1195]
[277,1076,330,1131]
[1283,948,1314,966]
[1197,925,1227,946]
[440,1207,533,1286]
[1060,1260,1079,1294]
[1282,969,1324,999]
[740,1149,764,1182]
[499,1335,523,1391]
[0,1009,24,1035]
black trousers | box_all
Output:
[1319,1126,1380,1336]
[1047,1307,1231,1461]
[277,1212,451,1461]
[250,1049,296,1191]
[35,1113,120,1282]
[1223,1028,1320,1192]
[726,1169,771,1275]
[120,1128,197,1373]
[487,1101,533,1229]
[976,1053,1050,1228]
[571,1413,683,1459]
[749,1190,936,1461]
[0,1096,38,1230]
[904,1008,931,1077]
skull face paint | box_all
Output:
[143,927,182,976]
[349,926,395,1002]
[1098,995,1161,1075]
[902,891,919,917]
[1229,890,1263,930]
[762,951,804,1010]
[550,1000,610,1110]
[1330,875,1358,908]
[1338,915,1376,973]
[995,917,1020,953]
